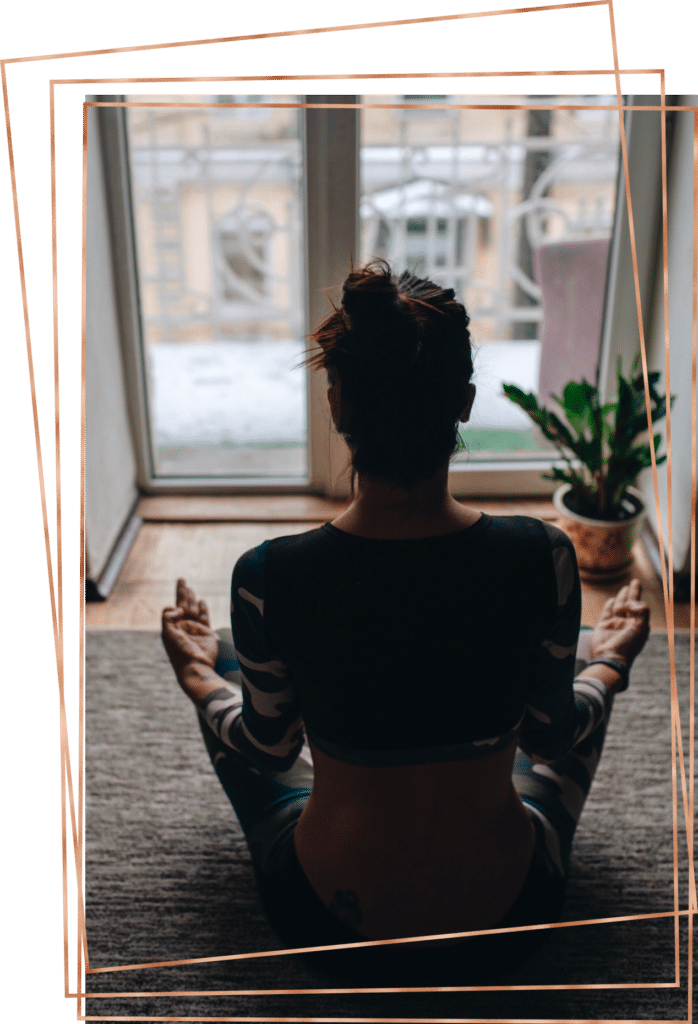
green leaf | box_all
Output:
[502,383,540,416]
[545,411,575,449]
[506,359,674,506]
[563,379,597,412]
[542,466,575,484]
[560,380,597,436]
[572,437,603,473]
[614,373,635,445]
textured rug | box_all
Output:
[85,629,694,1020]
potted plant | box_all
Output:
[502,358,673,581]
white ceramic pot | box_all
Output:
[552,484,646,582]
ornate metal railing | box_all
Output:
[360,129,619,340]
[128,101,620,347]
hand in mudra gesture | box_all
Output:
[590,578,650,670]
[161,578,218,680]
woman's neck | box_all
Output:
[331,463,481,539]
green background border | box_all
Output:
[1,2,691,1024]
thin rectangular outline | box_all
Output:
[3,1,612,65]
[0,2,691,1015]
[75,87,691,1005]
[28,81,698,1024]
[38,84,698,1022]
[29,77,695,1015]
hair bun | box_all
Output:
[396,270,455,304]
[340,260,400,322]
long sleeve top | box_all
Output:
[200,515,611,772]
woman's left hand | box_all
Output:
[589,578,650,671]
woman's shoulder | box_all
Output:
[478,517,576,600]
[535,520,579,606]
[479,512,559,548]
[537,518,574,547]
[233,526,331,578]
[485,514,570,546]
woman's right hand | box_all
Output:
[161,606,218,676]
[174,577,211,627]
[589,578,650,670]
[161,578,219,698]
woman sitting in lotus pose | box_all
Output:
[161,260,650,976]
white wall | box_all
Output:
[599,98,664,398]
[641,99,697,579]
[85,106,139,581]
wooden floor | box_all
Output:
[87,496,691,631]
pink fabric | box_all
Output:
[533,238,610,405]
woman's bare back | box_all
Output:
[293,740,536,939]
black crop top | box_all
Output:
[199,515,611,770]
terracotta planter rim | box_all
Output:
[552,484,645,529]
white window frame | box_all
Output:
[96,95,660,499]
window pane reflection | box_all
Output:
[360,96,621,462]
[126,96,307,479]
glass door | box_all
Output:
[109,94,626,495]
[360,95,621,467]
[125,95,307,481]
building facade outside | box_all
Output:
[125,95,620,477]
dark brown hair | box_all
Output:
[307,259,474,487]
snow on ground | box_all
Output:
[465,341,541,431]
[148,339,540,448]
[148,340,307,447]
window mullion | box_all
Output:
[304,96,359,499]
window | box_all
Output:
[97,94,627,495]
[213,95,271,121]
[124,97,306,481]
[360,95,622,476]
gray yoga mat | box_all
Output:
[85,629,694,1020]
